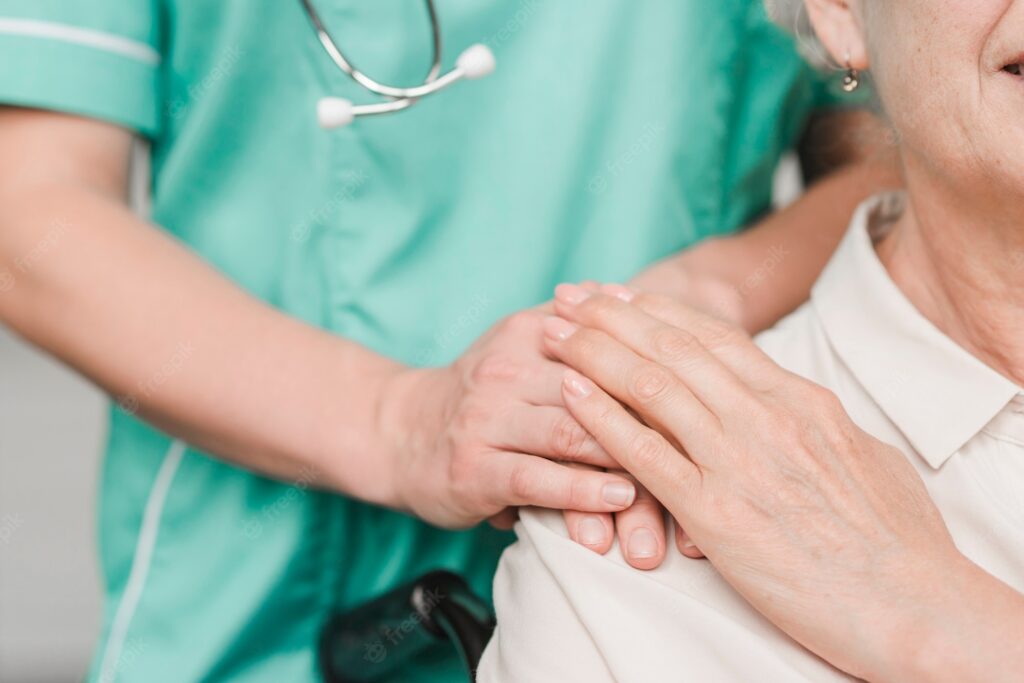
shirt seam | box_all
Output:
[96,439,185,683]
[980,427,1024,448]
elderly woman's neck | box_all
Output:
[876,176,1024,387]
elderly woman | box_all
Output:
[477,0,1024,680]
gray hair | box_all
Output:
[764,0,832,69]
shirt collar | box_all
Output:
[811,192,1022,469]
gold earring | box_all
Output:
[842,52,860,93]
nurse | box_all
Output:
[0,2,894,682]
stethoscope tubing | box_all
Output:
[299,0,442,106]
[300,0,495,126]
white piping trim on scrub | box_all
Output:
[0,17,160,65]
[96,439,185,683]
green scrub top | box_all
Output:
[0,1,846,681]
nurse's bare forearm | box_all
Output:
[633,110,902,332]
[0,138,401,504]
[633,158,901,333]
[0,110,639,530]
[707,158,899,332]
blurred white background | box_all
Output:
[0,325,105,682]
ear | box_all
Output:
[803,0,869,70]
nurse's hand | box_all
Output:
[381,307,639,530]
[559,284,673,569]
[628,240,746,329]
[543,285,982,682]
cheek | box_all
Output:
[867,0,1007,169]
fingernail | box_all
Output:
[555,283,590,306]
[578,517,607,546]
[601,283,636,302]
[683,539,697,550]
[628,528,659,559]
[542,316,578,341]
[563,371,593,398]
[602,481,635,507]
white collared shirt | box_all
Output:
[477,194,1024,682]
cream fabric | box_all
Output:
[478,194,1024,682]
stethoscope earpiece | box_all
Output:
[301,0,496,129]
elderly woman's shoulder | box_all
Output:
[754,301,845,389]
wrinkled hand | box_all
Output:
[560,241,751,567]
[561,467,673,569]
[561,282,702,569]
[384,307,637,530]
[543,284,964,682]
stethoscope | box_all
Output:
[299,0,496,129]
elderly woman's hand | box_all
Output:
[541,283,1006,682]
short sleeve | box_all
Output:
[0,0,162,137]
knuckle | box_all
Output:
[700,319,744,350]
[578,293,619,323]
[507,463,535,501]
[595,401,621,428]
[771,410,817,454]
[452,403,491,434]
[632,292,669,315]
[551,415,590,460]
[629,432,665,469]
[471,353,521,385]
[502,310,541,335]
[788,382,848,432]
[810,385,844,415]
[627,364,675,405]
[650,327,699,362]
[564,327,603,361]
[818,420,852,450]
[447,453,476,493]
[810,394,854,443]
[566,475,592,510]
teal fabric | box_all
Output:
[0,1,851,681]
[0,0,160,134]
